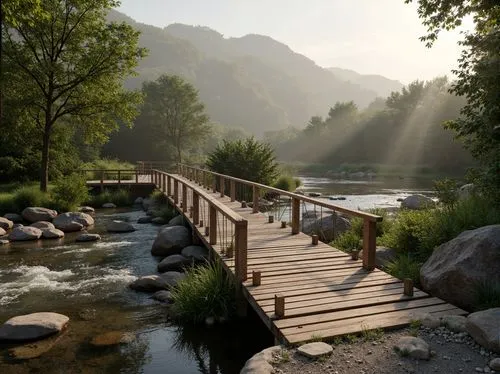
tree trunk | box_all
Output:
[40,129,50,192]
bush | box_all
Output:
[171,261,236,324]
[51,173,89,212]
[150,189,169,205]
[385,254,422,285]
[13,186,49,211]
[273,175,296,192]
[86,189,132,208]
[331,230,362,252]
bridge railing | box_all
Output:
[81,169,144,185]
[177,164,383,271]
[151,169,249,282]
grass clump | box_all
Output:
[171,261,236,324]
[12,186,49,211]
[474,281,500,311]
[332,230,362,252]
[51,173,89,212]
[385,254,422,285]
[273,175,302,192]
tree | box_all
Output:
[206,137,279,185]
[140,74,210,164]
[406,0,500,197]
[2,0,146,191]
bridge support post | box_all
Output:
[230,180,236,202]
[291,197,300,234]
[220,176,225,197]
[182,185,188,213]
[362,218,376,271]
[212,177,217,193]
[209,205,217,245]
[118,170,121,185]
[162,174,166,193]
[100,171,104,192]
[235,220,248,282]
[135,169,139,184]
[252,186,259,213]
[174,180,179,204]
[193,192,199,225]
[167,175,171,196]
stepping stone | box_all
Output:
[76,233,101,242]
[21,207,57,223]
[297,342,333,358]
[41,228,65,239]
[0,312,69,341]
[107,220,135,233]
[31,221,55,230]
[8,226,42,241]
[394,336,430,360]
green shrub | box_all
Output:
[434,178,459,208]
[86,189,132,208]
[273,175,296,192]
[150,189,169,205]
[12,186,49,211]
[294,177,302,188]
[157,206,177,222]
[474,281,500,311]
[0,193,17,215]
[332,231,362,252]
[171,261,236,323]
[51,173,89,212]
[385,254,422,285]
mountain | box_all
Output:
[108,10,402,135]
[328,67,403,98]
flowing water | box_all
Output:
[0,209,272,374]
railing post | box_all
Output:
[209,205,217,245]
[118,170,121,185]
[135,169,138,184]
[252,186,259,213]
[174,180,179,204]
[212,176,217,193]
[220,176,225,197]
[162,173,166,193]
[230,180,236,202]
[291,197,300,234]
[192,191,200,225]
[235,220,248,282]
[167,175,172,196]
[100,171,104,192]
[150,169,154,185]
[363,218,376,271]
[182,184,188,213]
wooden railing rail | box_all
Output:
[178,163,382,271]
[152,169,249,281]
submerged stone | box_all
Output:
[90,331,135,346]
[0,312,69,341]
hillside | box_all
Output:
[109,10,402,135]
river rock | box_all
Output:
[102,203,116,208]
[297,342,333,358]
[420,225,500,309]
[0,228,6,237]
[152,290,173,303]
[78,206,95,214]
[181,245,209,261]
[8,226,42,241]
[137,216,153,224]
[22,207,57,223]
[41,228,65,239]
[76,233,101,242]
[13,223,23,229]
[401,194,435,210]
[3,213,22,223]
[152,217,166,225]
[30,221,55,230]
[0,239,9,245]
[8,332,64,359]
[129,272,186,292]
[168,215,184,227]
[90,331,135,346]
[467,308,500,353]
[442,315,467,333]
[53,212,94,230]
[157,254,191,272]
[0,312,69,341]
[240,346,282,374]
[151,226,191,257]
[302,214,351,242]
[107,220,135,233]
[359,246,398,269]
[490,358,500,371]
[142,198,152,211]
[459,183,475,200]
[0,217,14,230]
[134,197,144,205]
[394,336,430,360]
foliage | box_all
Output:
[51,174,89,212]
[171,261,236,324]
[2,0,146,191]
[86,189,132,208]
[273,175,301,192]
[150,190,169,205]
[474,281,500,311]
[331,231,362,252]
[385,254,422,285]
[139,74,210,163]
[433,178,459,207]
[12,186,49,211]
[81,159,135,180]
[206,137,279,185]
[406,0,500,201]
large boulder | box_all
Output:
[181,245,209,262]
[30,221,55,230]
[107,220,135,233]
[466,308,500,353]
[21,207,57,223]
[301,214,351,242]
[41,228,65,239]
[157,254,191,272]
[420,225,500,309]
[129,272,186,292]
[3,213,22,224]
[168,215,184,227]
[401,194,435,210]
[151,226,191,257]
[8,226,42,241]
[0,217,14,230]
[53,212,94,232]
[0,312,69,341]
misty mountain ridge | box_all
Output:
[109,10,403,135]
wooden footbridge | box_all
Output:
[87,164,466,345]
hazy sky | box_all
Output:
[117,0,468,83]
